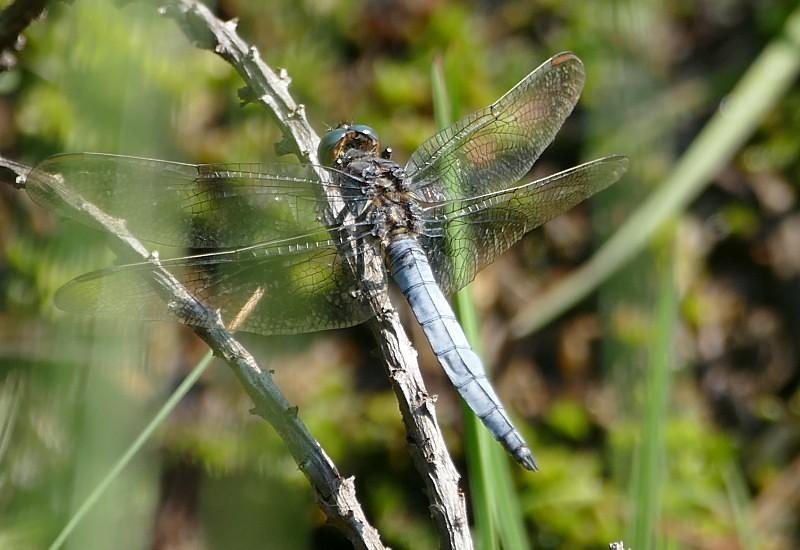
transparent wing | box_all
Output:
[405,52,585,200]
[418,155,628,294]
[54,235,380,335]
[25,153,366,248]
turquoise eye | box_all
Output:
[351,124,378,140]
[318,127,349,165]
[318,124,381,165]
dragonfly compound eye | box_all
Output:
[350,124,378,141]
[318,124,382,166]
[318,127,350,166]
[350,124,381,157]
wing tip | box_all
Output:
[598,155,630,188]
[550,51,582,68]
[53,279,92,314]
[53,266,129,313]
[609,154,630,170]
[611,154,630,175]
[593,154,629,173]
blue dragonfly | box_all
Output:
[23,52,627,469]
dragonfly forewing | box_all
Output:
[26,153,367,249]
[405,52,585,201]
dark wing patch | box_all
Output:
[54,235,380,336]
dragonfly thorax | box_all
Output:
[319,123,422,243]
[339,151,423,245]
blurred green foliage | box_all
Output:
[1,0,800,549]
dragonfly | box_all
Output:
[21,52,627,470]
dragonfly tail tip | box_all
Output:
[516,448,539,471]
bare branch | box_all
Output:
[2,153,385,549]
[156,2,472,546]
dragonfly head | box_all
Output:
[318,123,380,166]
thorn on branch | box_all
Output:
[223,17,238,31]
[0,50,15,70]
[248,405,272,422]
[0,34,24,69]
[237,85,257,105]
[274,134,297,157]
[287,104,306,119]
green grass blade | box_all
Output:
[456,290,499,550]
[49,351,214,550]
[432,56,530,550]
[629,245,676,549]
[430,56,452,135]
[511,6,800,337]
[430,55,495,550]
[724,463,758,550]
